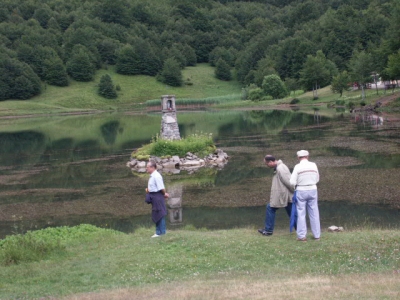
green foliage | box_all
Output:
[0,224,115,266]
[157,58,183,87]
[0,56,41,100]
[262,74,288,99]
[290,98,300,104]
[331,71,350,97]
[0,0,398,102]
[44,56,68,87]
[215,58,232,81]
[300,50,338,92]
[133,133,215,158]
[385,50,400,80]
[248,88,264,101]
[98,74,117,99]
[66,48,95,82]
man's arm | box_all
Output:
[278,167,295,192]
[160,189,169,198]
[290,165,298,187]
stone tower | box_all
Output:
[160,95,181,140]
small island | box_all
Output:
[127,95,229,173]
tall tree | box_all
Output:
[331,71,350,97]
[44,56,69,87]
[300,50,338,99]
[348,50,374,101]
[215,58,232,81]
[66,48,95,82]
[157,58,183,87]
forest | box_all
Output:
[0,0,399,100]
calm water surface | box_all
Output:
[0,109,399,237]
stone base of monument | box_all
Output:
[127,149,229,174]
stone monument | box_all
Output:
[160,95,181,140]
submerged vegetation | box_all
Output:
[132,133,216,159]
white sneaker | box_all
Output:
[151,234,160,238]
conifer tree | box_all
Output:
[66,49,95,82]
[44,57,69,87]
[158,58,183,87]
[215,58,232,81]
[98,74,117,99]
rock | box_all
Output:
[171,156,180,163]
[182,160,201,167]
[199,159,205,165]
[137,161,146,168]
[137,168,146,173]
[328,225,344,232]
[154,157,162,163]
[163,161,178,169]
[215,157,225,164]
[128,159,138,167]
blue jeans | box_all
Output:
[155,216,166,235]
[264,204,293,233]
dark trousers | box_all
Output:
[264,204,292,233]
[155,216,166,235]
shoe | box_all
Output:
[258,229,273,236]
[297,237,307,242]
[314,237,320,241]
[151,234,160,238]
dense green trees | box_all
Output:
[0,0,399,101]
[299,51,338,99]
[0,57,41,100]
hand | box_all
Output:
[164,192,169,199]
[145,188,149,193]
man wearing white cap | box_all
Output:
[290,150,320,241]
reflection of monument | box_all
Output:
[167,183,183,225]
[161,95,181,140]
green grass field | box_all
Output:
[0,225,399,299]
[0,64,242,116]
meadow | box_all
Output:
[0,64,242,117]
[0,225,399,299]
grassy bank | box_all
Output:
[0,64,242,117]
[0,225,399,299]
[215,86,400,110]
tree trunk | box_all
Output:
[361,84,365,101]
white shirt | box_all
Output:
[290,159,319,190]
[148,170,165,192]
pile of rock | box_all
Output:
[127,149,229,173]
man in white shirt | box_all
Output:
[145,161,169,238]
[290,150,320,241]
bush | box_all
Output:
[132,134,216,158]
[248,88,264,101]
[335,100,345,106]
[261,95,273,101]
[290,98,300,104]
[348,101,355,109]
[262,74,289,99]
[0,224,117,265]
[360,100,366,106]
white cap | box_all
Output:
[297,150,309,157]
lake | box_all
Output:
[0,108,399,238]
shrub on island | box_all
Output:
[132,133,216,159]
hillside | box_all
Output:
[0,0,399,107]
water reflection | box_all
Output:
[0,109,399,238]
